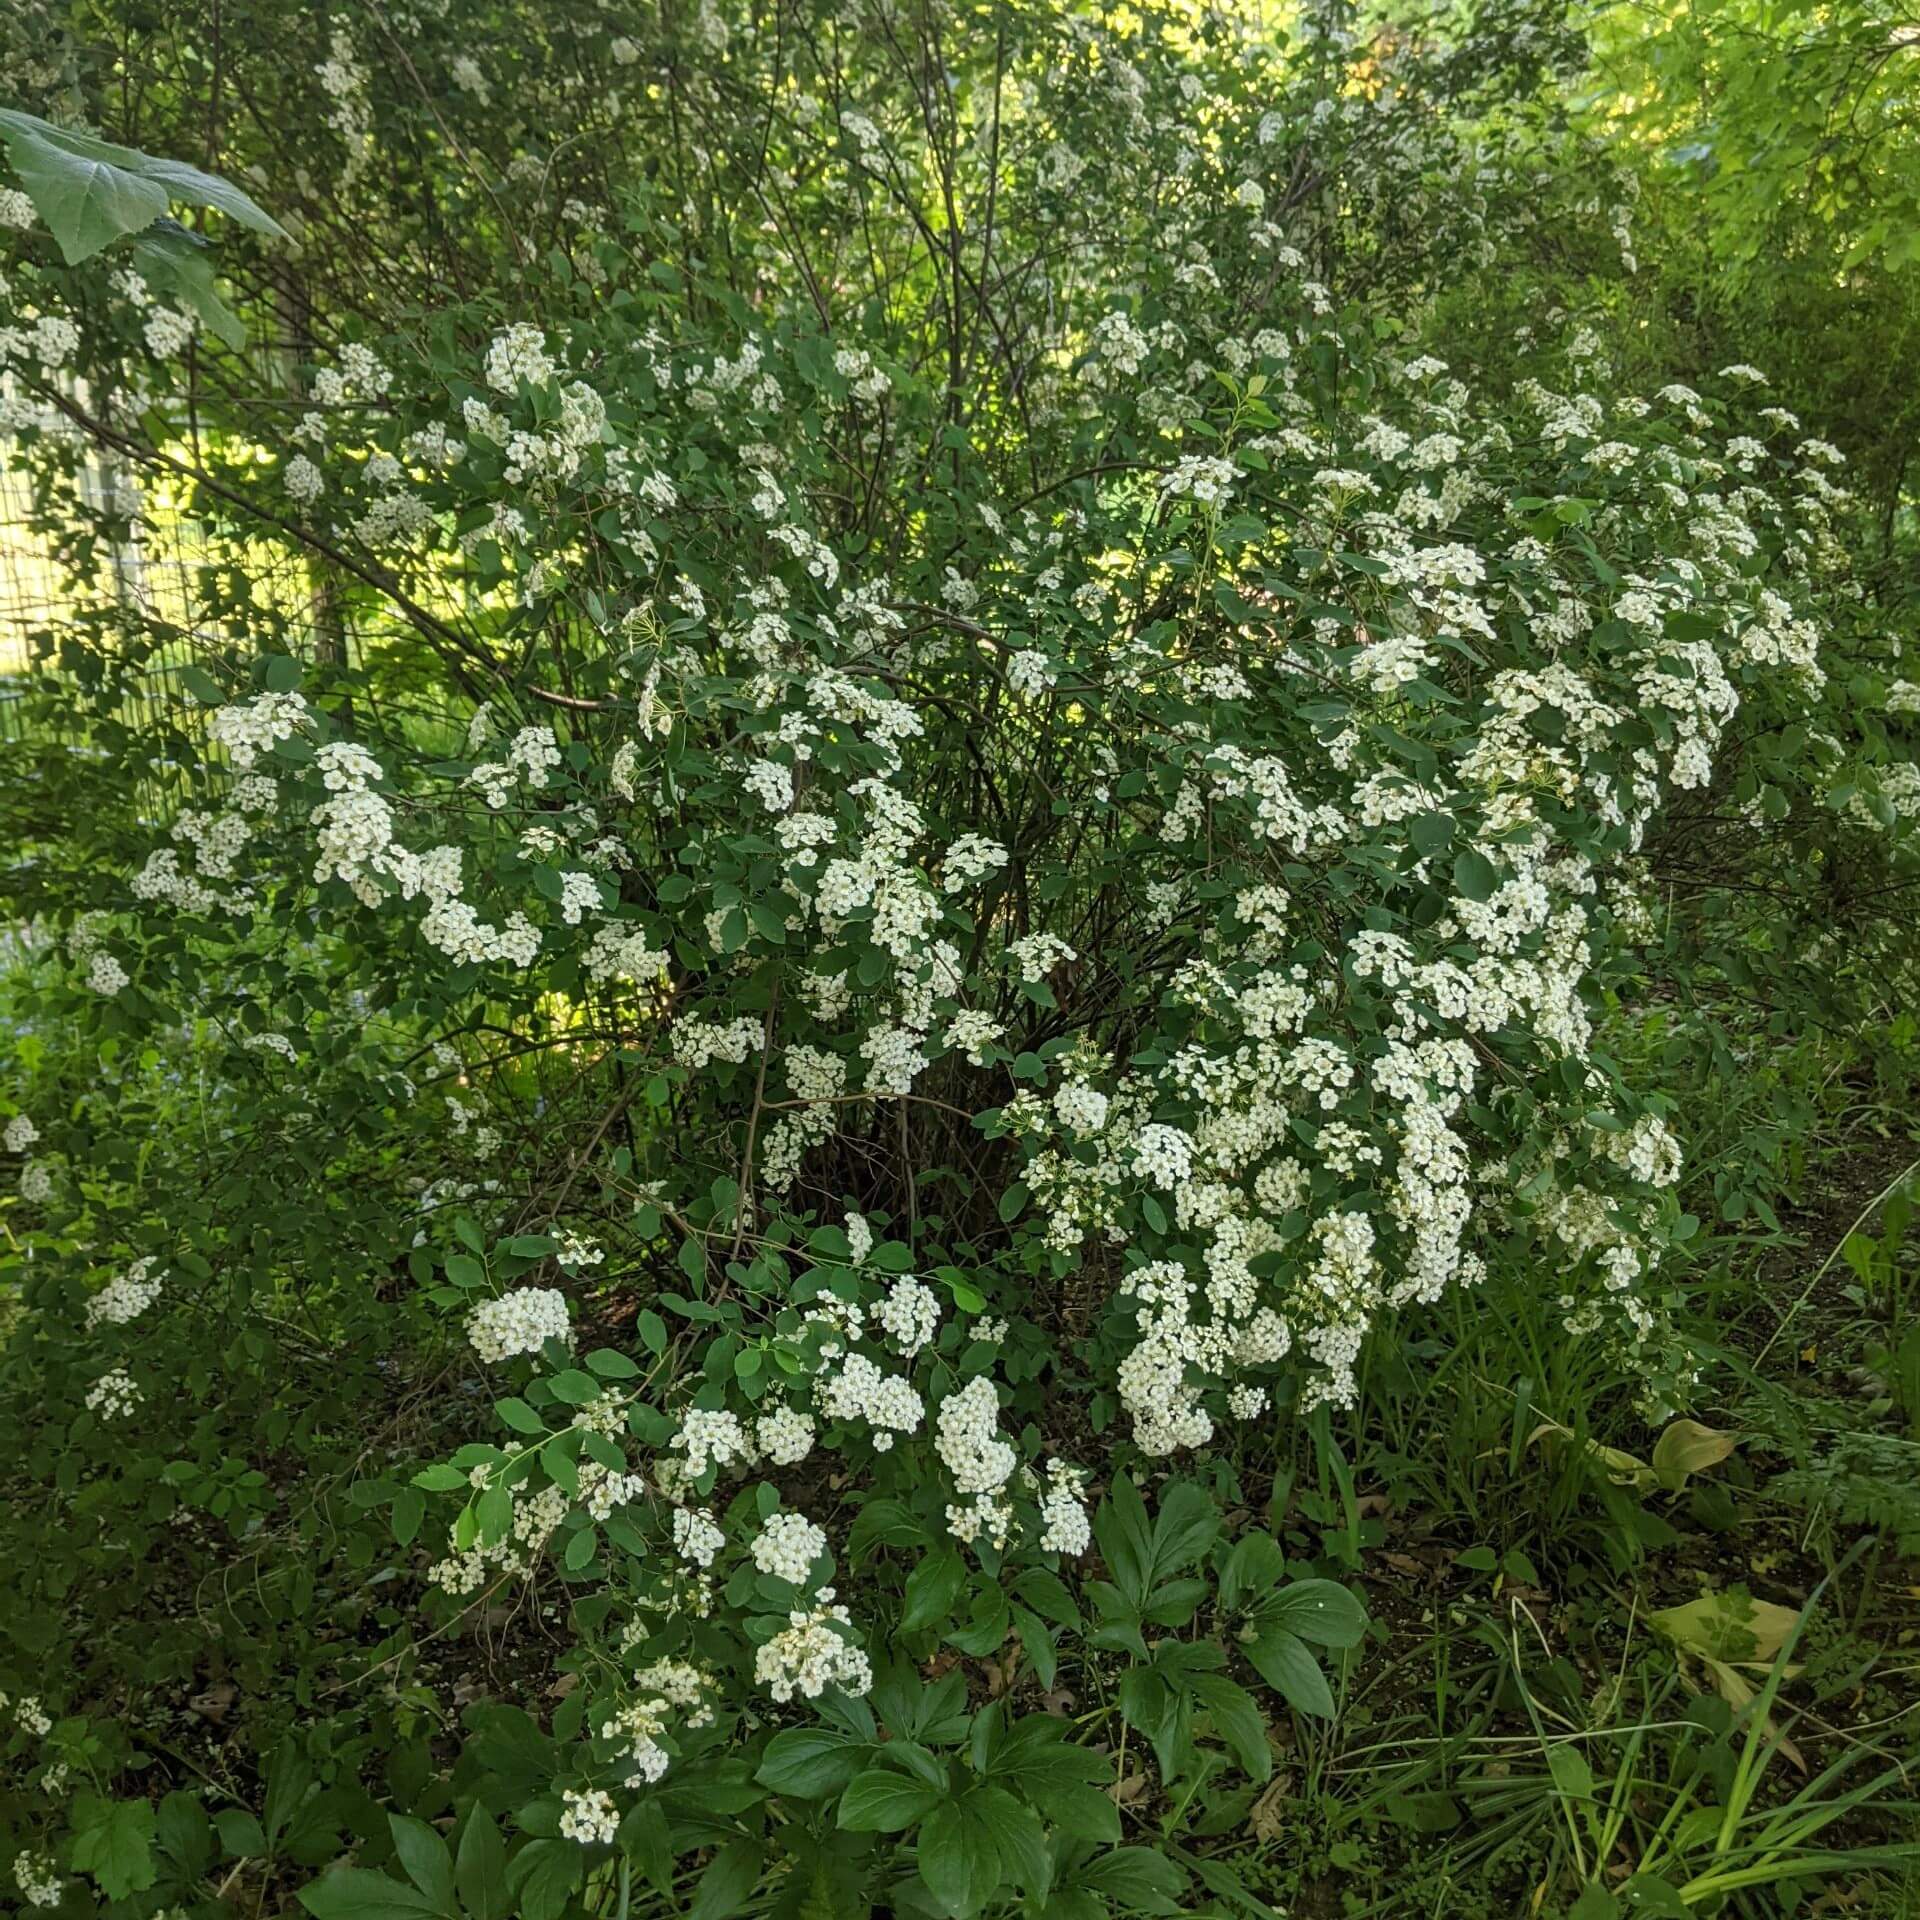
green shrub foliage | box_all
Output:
[1,0,1917,1915]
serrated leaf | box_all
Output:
[69,1794,157,1902]
[0,108,285,264]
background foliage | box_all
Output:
[2,2,1919,1917]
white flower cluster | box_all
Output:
[84,1368,141,1419]
[750,1509,827,1584]
[753,1601,873,1703]
[485,324,558,394]
[936,1375,1017,1549]
[672,1505,726,1567]
[85,1257,163,1330]
[466,1287,571,1363]
[875,1274,941,1357]
[755,1404,816,1465]
[12,1852,60,1909]
[1037,1459,1092,1556]
[671,1407,751,1478]
[558,1787,618,1846]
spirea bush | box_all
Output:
[3,2,1919,1914]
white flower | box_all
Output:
[485,323,557,393]
[1007,650,1055,697]
[13,1851,61,1909]
[875,1275,940,1357]
[1052,1080,1108,1137]
[1038,1460,1091,1555]
[284,454,325,503]
[87,951,130,995]
[935,1375,1015,1498]
[86,1258,162,1329]
[85,1368,141,1419]
[672,1505,725,1567]
[671,1408,751,1478]
[756,1405,816,1465]
[559,1788,618,1846]
[467,1287,571,1363]
[751,1509,828,1584]
[754,1603,872,1703]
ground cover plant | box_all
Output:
[1,0,1919,1915]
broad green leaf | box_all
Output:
[130,220,248,348]
[69,1794,157,1902]
[1245,1629,1336,1719]
[388,1813,456,1911]
[0,108,286,264]
[901,1546,968,1632]
[836,1767,943,1832]
[755,1727,866,1798]
[917,1798,1002,1917]
[454,1806,510,1920]
[298,1868,448,1920]
[1259,1578,1368,1650]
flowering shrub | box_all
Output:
[2,0,1919,1914]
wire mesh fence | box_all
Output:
[0,439,370,815]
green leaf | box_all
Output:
[1452,848,1498,903]
[1245,1629,1335,1719]
[299,1867,449,1920]
[154,1792,214,1878]
[391,1486,425,1546]
[1259,1578,1368,1649]
[837,1767,944,1832]
[213,1808,265,1859]
[389,1814,456,1911]
[1188,1672,1272,1781]
[263,1737,314,1846]
[902,1547,968,1632]
[69,1794,157,1901]
[968,1786,1048,1896]
[755,1727,866,1799]
[505,1840,578,1920]
[689,1839,762,1920]
[1218,1531,1286,1610]
[1081,1848,1188,1901]
[130,220,248,349]
[917,1798,1000,1917]
[1028,1779,1119,1845]
[1148,1480,1220,1579]
[1,117,167,262]
[0,108,286,264]
[494,1398,544,1435]
[454,1806,510,1920]
[584,1347,640,1378]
